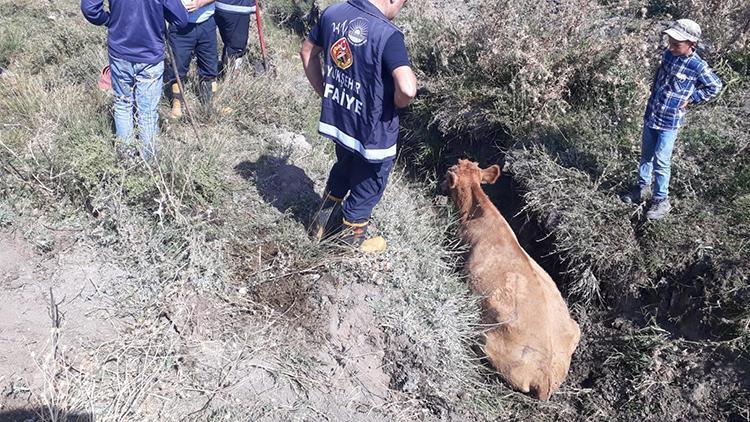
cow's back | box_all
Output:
[463,212,580,400]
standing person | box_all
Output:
[300,0,416,252]
[165,0,218,119]
[81,0,188,160]
[621,19,722,220]
[215,0,256,77]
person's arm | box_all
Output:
[164,0,189,29]
[300,39,324,98]
[382,33,416,108]
[688,65,722,105]
[649,49,669,93]
[80,0,110,26]
[393,66,417,108]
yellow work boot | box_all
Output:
[170,83,183,120]
[311,193,343,242]
[339,220,387,253]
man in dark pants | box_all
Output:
[300,0,416,252]
[165,0,218,119]
[215,0,256,77]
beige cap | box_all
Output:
[664,19,701,42]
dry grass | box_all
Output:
[2,0,749,421]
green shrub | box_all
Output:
[398,3,750,376]
[0,22,24,69]
[265,0,319,36]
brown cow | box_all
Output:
[443,159,580,400]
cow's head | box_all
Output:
[441,159,501,201]
[442,160,500,218]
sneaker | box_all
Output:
[621,185,650,204]
[219,56,243,80]
[228,57,243,79]
[646,198,671,220]
[338,220,387,253]
[311,193,344,241]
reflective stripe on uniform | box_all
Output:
[215,3,256,13]
[318,122,397,162]
[343,219,368,227]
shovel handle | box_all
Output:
[255,0,269,70]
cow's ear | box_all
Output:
[447,172,457,189]
[481,165,501,184]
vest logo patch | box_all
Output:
[347,17,368,46]
[331,37,353,70]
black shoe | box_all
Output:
[312,193,343,241]
[621,185,650,204]
[116,143,140,166]
[199,79,217,106]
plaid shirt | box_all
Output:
[644,49,722,130]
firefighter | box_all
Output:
[165,0,218,119]
[300,0,416,252]
[215,0,256,77]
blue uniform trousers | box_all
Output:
[165,17,218,82]
[326,144,394,224]
[215,10,250,60]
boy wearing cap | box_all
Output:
[621,19,722,219]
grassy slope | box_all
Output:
[398,0,750,419]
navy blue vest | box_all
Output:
[317,0,400,163]
[216,0,256,14]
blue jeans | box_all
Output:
[637,126,678,201]
[109,56,164,159]
[326,144,395,224]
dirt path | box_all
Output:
[0,230,120,412]
[201,137,402,420]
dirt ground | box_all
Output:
[0,232,396,421]
[0,92,422,418]
[0,151,411,420]
[0,231,121,411]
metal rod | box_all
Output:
[164,34,203,140]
